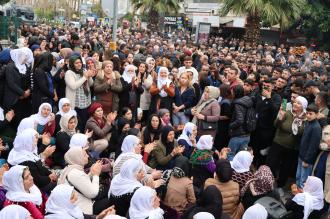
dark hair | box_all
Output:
[122,107,132,117]
[230,66,238,74]
[216,159,233,183]
[184,56,192,61]
[233,85,245,99]
[220,84,231,98]
[244,79,255,86]
[317,91,328,105]
[306,104,319,113]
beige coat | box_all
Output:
[205,178,244,219]
[65,168,99,215]
[164,176,196,214]
[140,74,153,110]
[65,70,93,109]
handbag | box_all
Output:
[201,120,218,130]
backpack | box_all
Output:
[244,105,257,132]
[255,197,293,219]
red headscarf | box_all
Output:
[88,102,105,128]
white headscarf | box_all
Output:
[7,128,40,166]
[177,122,196,146]
[193,212,215,219]
[109,158,144,197]
[17,117,35,135]
[45,184,84,219]
[231,151,253,173]
[116,135,142,161]
[69,133,88,148]
[0,205,31,219]
[2,165,42,205]
[104,216,127,219]
[129,186,164,219]
[30,103,52,126]
[122,64,137,83]
[56,98,77,117]
[242,203,268,219]
[196,135,213,150]
[157,67,172,97]
[293,176,324,219]
[0,107,4,121]
[292,96,307,135]
[10,47,33,74]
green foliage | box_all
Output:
[35,7,54,20]
[131,0,181,15]
[219,0,306,29]
[301,1,330,34]
[91,3,106,17]
[0,0,10,4]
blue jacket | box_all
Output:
[299,119,321,164]
[174,87,195,110]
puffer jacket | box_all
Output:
[229,96,253,137]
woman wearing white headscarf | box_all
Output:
[149,66,175,114]
[55,98,77,133]
[30,103,56,136]
[7,128,57,193]
[58,147,103,215]
[231,151,254,190]
[242,203,267,219]
[3,47,34,123]
[193,212,215,219]
[190,135,216,190]
[119,64,143,119]
[267,95,307,195]
[109,158,145,217]
[178,122,197,157]
[45,184,84,219]
[2,165,45,219]
[54,115,79,167]
[286,176,324,219]
[17,117,35,135]
[0,205,31,219]
[190,86,220,138]
[128,186,164,219]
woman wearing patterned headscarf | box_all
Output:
[164,156,196,214]
[241,165,276,209]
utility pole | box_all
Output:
[112,0,118,42]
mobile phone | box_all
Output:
[187,131,191,137]
[282,99,287,111]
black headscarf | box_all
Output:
[34,52,54,72]
[173,156,191,178]
[143,114,161,145]
[216,159,233,183]
[160,125,175,156]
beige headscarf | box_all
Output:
[58,147,86,184]
[192,86,220,124]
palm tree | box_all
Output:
[131,0,181,30]
[219,0,306,44]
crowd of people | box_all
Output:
[0,23,329,219]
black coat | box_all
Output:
[3,63,28,110]
[229,96,253,137]
[54,131,71,168]
[118,78,144,116]
[20,160,53,193]
[31,68,54,113]
[250,91,281,150]
[285,199,324,219]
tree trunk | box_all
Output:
[244,14,261,45]
[147,8,159,31]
